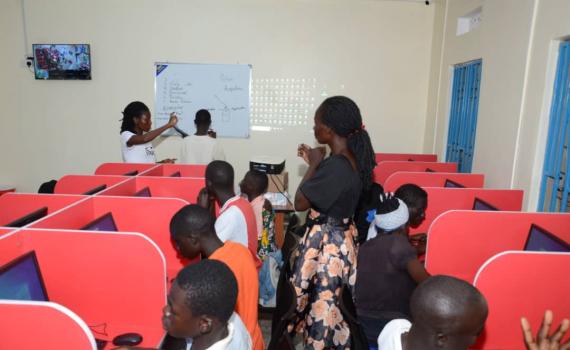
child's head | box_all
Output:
[163,259,238,339]
[395,184,428,228]
[205,160,234,194]
[170,204,216,259]
[409,275,488,350]
[239,170,268,201]
[373,193,409,235]
[194,109,212,129]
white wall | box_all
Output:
[427,0,570,210]
[0,0,436,193]
[513,0,570,210]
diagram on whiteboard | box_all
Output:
[154,63,251,138]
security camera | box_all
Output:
[425,0,430,5]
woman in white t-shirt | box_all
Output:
[119,101,178,163]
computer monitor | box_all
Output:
[82,184,107,195]
[4,207,48,228]
[80,212,118,231]
[123,170,138,176]
[0,251,49,301]
[134,187,152,197]
[444,179,465,188]
[170,171,181,177]
[472,197,499,211]
[425,168,435,172]
[524,224,570,252]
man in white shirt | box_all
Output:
[198,161,261,270]
[377,275,488,350]
[115,260,251,350]
[180,109,225,165]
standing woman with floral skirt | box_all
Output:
[290,96,376,349]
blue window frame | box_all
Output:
[446,59,482,173]
[538,41,570,212]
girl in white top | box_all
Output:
[120,101,178,163]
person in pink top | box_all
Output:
[239,170,278,260]
[198,161,261,271]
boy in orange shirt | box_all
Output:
[170,204,264,350]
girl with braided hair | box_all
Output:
[289,96,376,349]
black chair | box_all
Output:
[268,279,297,350]
[339,285,369,350]
[280,230,300,276]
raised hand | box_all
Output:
[521,310,570,350]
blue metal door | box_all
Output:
[446,60,482,173]
[538,41,570,212]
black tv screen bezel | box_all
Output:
[32,44,92,80]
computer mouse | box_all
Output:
[112,332,143,346]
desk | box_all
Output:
[273,203,295,247]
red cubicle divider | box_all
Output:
[425,211,570,282]
[140,164,206,178]
[473,252,570,349]
[0,229,167,347]
[55,175,130,195]
[29,196,191,280]
[0,300,96,349]
[0,228,14,237]
[98,176,204,204]
[384,172,485,192]
[94,162,159,176]
[410,188,524,235]
[375,153,438,163]
[373,161,457,185]
[0,193,86,227]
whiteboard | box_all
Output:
[154,63,251,138]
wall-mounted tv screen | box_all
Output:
[33,44,91,80]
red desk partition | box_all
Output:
[375,153,438,163]
[374,161,457,185]
[0,228,14,237]
[29,196,191,280]
[425,211,570,282]
[0,229,167,347]
[384,172,485,192]
[411,188,524,235]
[98,176,204,204]
[473,252,570,349]
[140,164,206,178]
[0,300,96,350]
[94,162,159,176]
[55,175,130,195]
[0,193,86,227]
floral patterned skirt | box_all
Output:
[289,211,358,350]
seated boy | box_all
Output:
[170,204,264,350]
[356,193,430,345]
[116,259,251,350]
[394,184,428,255]
[198,160,261,270]
[377,275,488,350]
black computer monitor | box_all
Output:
[444,179,465,188]
[134,187,152,197]
[123,170,139,176]
[170,171,181,177]
[524,224,570,253]
[4,207,48,228]
[425,168,435,172]
[80,212,118,231]
[82,184,107,195]
[0,251,49,301]
[472,197,499,211]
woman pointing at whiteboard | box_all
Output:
[119,101,178,163]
